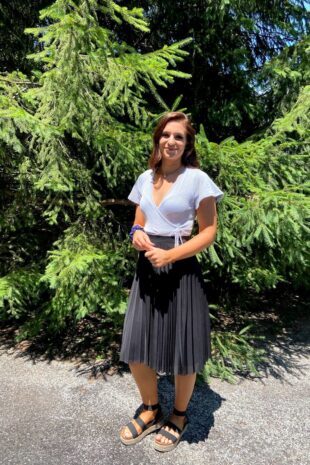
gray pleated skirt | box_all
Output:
[119,235,211,375]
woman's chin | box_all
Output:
[163,152,181,160]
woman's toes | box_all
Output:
[156,434,166,444]
[123,427,131,439]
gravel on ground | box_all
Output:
[1,326,309,465]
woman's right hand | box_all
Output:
[132,230,155,251]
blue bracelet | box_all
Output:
[129,224,144,241]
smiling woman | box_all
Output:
[119,111,224,452]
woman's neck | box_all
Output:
[160,162,183,177]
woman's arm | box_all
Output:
[145,197,217,267]
[131,205,155,251]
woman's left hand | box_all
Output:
[144,248,171,268]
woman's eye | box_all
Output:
[161,133,184,140]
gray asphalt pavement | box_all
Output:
[1,332,309,465]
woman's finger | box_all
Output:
[144,236,155,247]
[144,249,153,258]
[132,231,154,250]
[141,236,155,250]
[133,238,153,251]
[138,235,154,249]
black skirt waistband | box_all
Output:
[146,234,190,249]
[147,234,190,238]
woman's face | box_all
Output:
[158,120,187,164]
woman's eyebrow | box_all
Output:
[162,131,185,137]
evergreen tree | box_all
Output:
[117,0,309,141]
[197,85,310,295]
[0,0,191,329]
[0,0,54,73]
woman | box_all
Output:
[119,111,224,452]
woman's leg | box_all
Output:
[120,362,159,439]
[155,372,196,445]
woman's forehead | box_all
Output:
[162,120,187,133]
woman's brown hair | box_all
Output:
[148,112,199,171]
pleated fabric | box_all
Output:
[119,236,211,375]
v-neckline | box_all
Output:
[151,167,186,209]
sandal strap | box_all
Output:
[155,407,163,422]
[173,407,187,416]
[125,405,163,440]
[162,419,182,434]
[135,416,146,430]
[158,428,178,443]
[126,421,139,439]
[143,402,160,411]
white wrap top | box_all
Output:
[128,167,224,246]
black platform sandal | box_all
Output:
[154,407,189,452]
[120,403,165,446]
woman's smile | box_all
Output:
[165,147,178,154]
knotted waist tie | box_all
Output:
[174,230,184,248]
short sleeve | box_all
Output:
[194,171,224,209]
[128,170,151,205]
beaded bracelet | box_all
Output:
[129,224,144,241]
